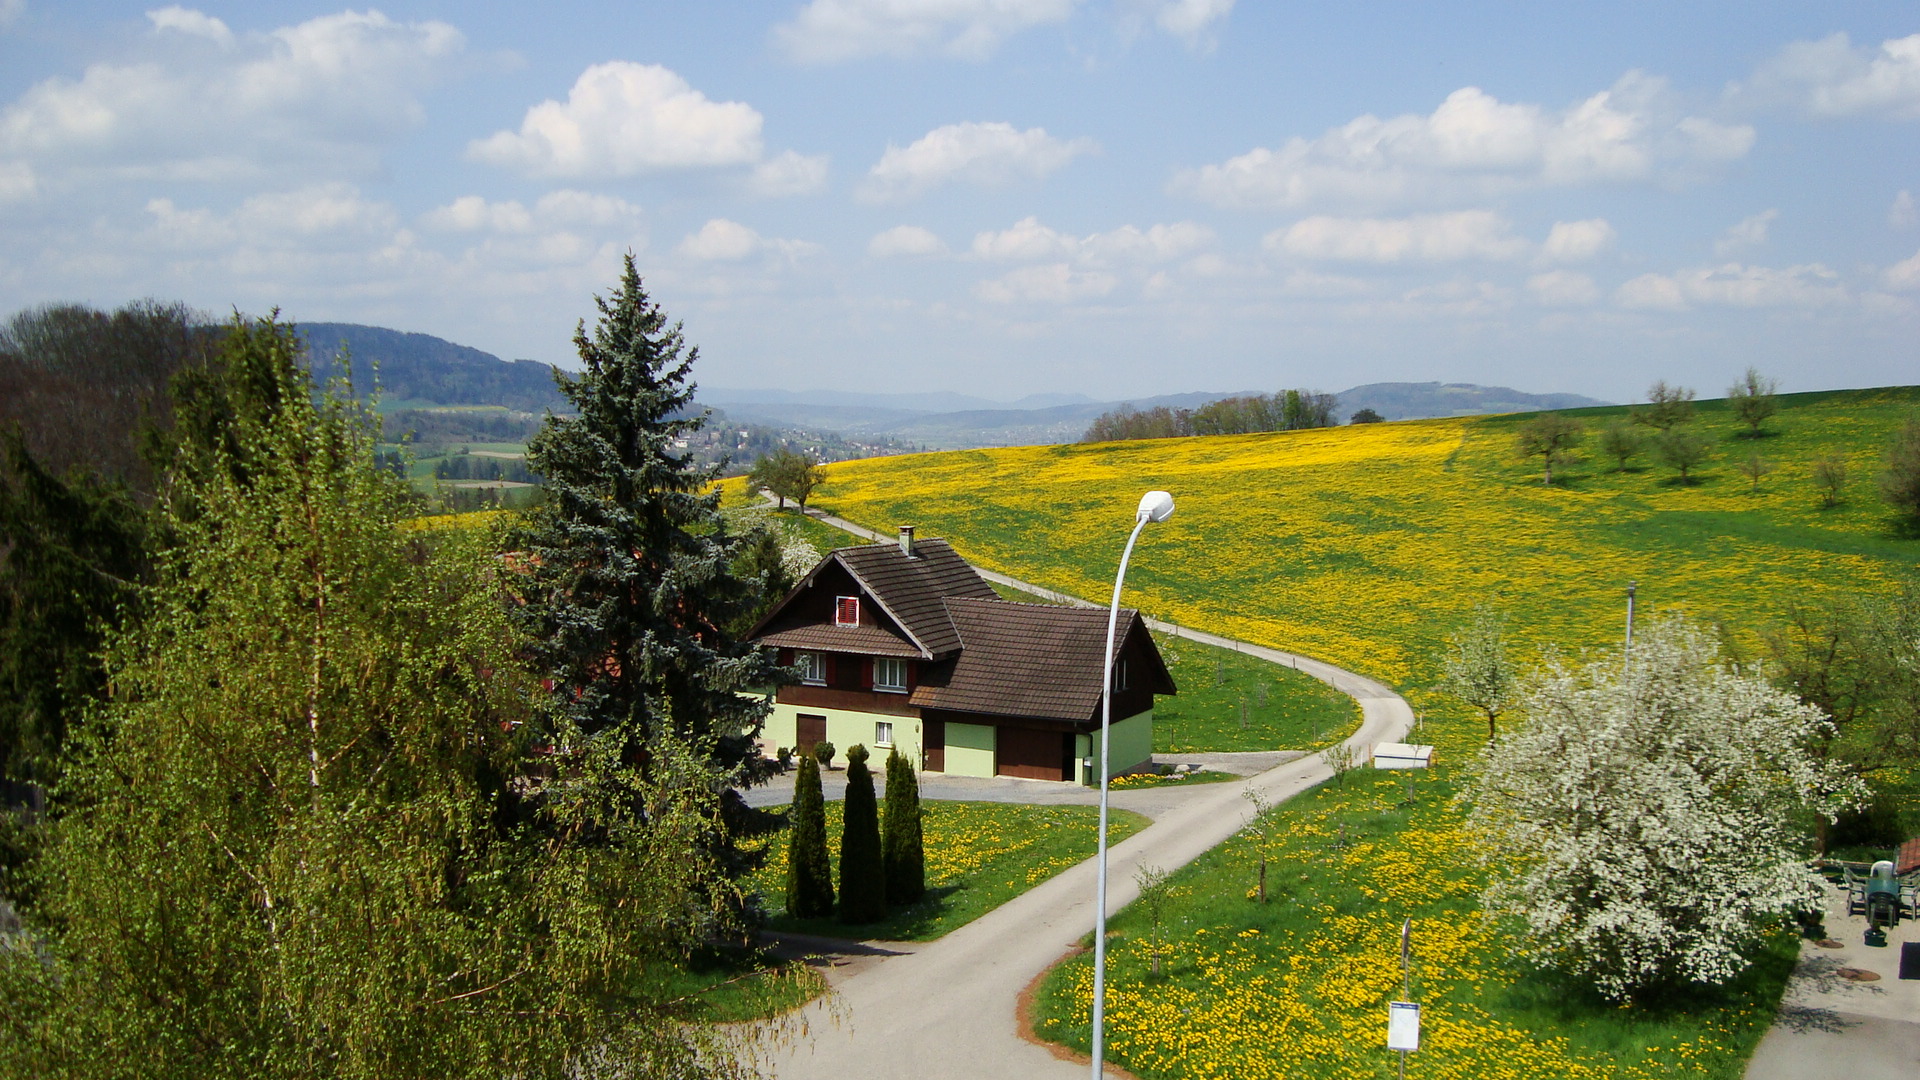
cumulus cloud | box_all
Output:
[0,8,464,182]
[1714,209,1778,257]
[1737,33,1920,119]
[469,62,764,178]
[1615,262,1847,311]
[860,121,1095,201]
[423,191,643,235]
[1527,270,1601,306]
[143,183,400,251]
[747,150,830,196]
[1892,190,1916,229]
[1266,210,1528,263]
[1542,218,1616,262]
[1885,248,1920,292]
[975,262,1117,304]
[674,218,818,263]
[868,224,948,258]
[1175,74,1753,209]
[970,216,1214,266]
[775,0,1080,63]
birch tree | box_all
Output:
[1466,617,1863,1000]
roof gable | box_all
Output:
[909,598,1176,722]
[745,537,996,658]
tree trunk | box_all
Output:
[1258,857,1267,904]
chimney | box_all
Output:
[898,525,917,559]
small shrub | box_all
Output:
[813,740,835,768]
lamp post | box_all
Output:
[1092,489,1174,1079]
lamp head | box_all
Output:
[1136,490,1175,524]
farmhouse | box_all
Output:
[747,527,1175,784]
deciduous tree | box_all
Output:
[1635,380,1696,432]
[1653,427,1711,484]
[1879,413,1920,528]
[1440,605,1514,740]
[1514,413,1583,485]
[1727,367,1779,438]
[1467,617,1863,1001]
[1811,452,1848,508]
[1597,419,1642,472]
[1737,452,1775,493]
[0,317,758,1079]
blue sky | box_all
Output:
[0,2,1915,403]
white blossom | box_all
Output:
[1466,616,1864,999]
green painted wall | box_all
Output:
[762,701,924,770]
[1074,708,1154,785]
[943,721,997,778]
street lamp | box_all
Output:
[1092,489,1174,1079]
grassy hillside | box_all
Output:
[801,387,1920,688]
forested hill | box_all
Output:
[1338,382,1609,420]
[299,323,568,413]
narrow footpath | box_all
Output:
[749,505,1415,1078]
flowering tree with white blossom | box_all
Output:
[1467,616,1864,1000]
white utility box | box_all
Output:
[1371,742,1434,770]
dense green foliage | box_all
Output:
[506,255,783,891]
[748,446,825,510]
[836,744,886,924]
[881,747,925,904]
[1081,389,1337,442]
[1514,412,1583,485]
[785,755,834,919]
[1881,413,1920,527]
[0,316,756,1079]
[300,322,569,413]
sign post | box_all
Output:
[1387,918,1416,1079]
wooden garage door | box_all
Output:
[995,725,1070,782]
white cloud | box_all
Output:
[775,0,1081,64]
[1739,33,1920,119]
[147,5,233,46]
[747,150,829,197]
[1616,262,1847,311]
[1527,270,1601,306]
[1885,248,1920,292]
[861,121,1095,201]
[1280,269,1374,298]
[0,0,23,29]
[423,191,643,236]
[868,225,948,258]
[674,218,818,263]
[0,161,34,202]
[0,9,464,182]
[975,262,1117,304]
[1892,190,1916,229]
[1714,209,1778,257]
[972,215,1076,260]
[1175,75,1753,209]
[1134,0,1234,49]
[470,62,762,179]
[1542,218,1616,262]
[1266,210,1528,263]
[143,183,400,251]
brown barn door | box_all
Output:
[996,725,1068,781]
[796,714,827,757]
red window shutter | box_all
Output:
[836,596,859,626]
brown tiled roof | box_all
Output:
[745,537,997,659]
[909,598,1173,722]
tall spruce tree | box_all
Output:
[837,744,886,924]
[785,754,834,919]
[0,316,758,1079]
[881,747,925,904]
[507,255,783,882]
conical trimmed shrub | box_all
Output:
[837,744,886,924]
[882,747,925,904]
[786,754,834,919]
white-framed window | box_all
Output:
[873,657,908,692]
[796,651,826,685]
[874,721,894,746]
[835,596,859,626]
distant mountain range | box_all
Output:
[291,323,1612,449]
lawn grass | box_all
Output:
[747,799,1149,942]
[1151,631,1356,753]
[1029,702,1796,1080]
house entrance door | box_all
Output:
[796,714,827,757]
